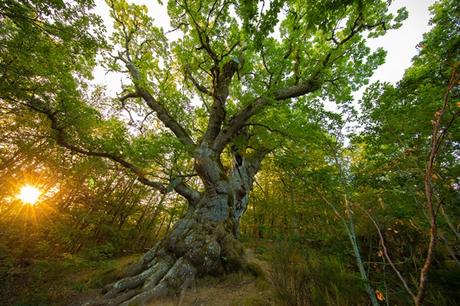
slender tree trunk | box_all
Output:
[318,138,380,306]
[414,68,458,306]
[343,195,380,306]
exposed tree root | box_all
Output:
[86,216,245,306]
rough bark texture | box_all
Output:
[87,147,264,306]
[86,203,245,306]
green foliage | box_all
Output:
[0,0,103,103]
[242,3,460,304]
[354,4,460,302]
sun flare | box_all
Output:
[18,185,41,205]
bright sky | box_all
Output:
[366,0,436,84]
[92,0,437,99]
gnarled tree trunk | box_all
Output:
[89,145,264,306]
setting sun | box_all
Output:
[18,185,41,205]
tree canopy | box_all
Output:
[2,0,408,198]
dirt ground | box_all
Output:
[138,249,273,306]
[153,272,272,306]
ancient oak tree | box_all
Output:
[1,0,406,304]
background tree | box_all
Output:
[356,0,460,304]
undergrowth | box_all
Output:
[0,253,139,306]
[269,240,366,306]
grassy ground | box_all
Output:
[0,253,139,306]
[0,241,274,306]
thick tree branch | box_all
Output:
[135,87,196,150]
[211,8,379,155]
[185,64,211,96]
[122,61,196,151]
[119,92,140,104]
[213,77,321,153]
[203,59,240,144]
[174,181,200,205]
[25,100,168,192]
[180,0,242,147]
[24,98,202,205]
[273,78,322,100]
[109,3,197,152]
